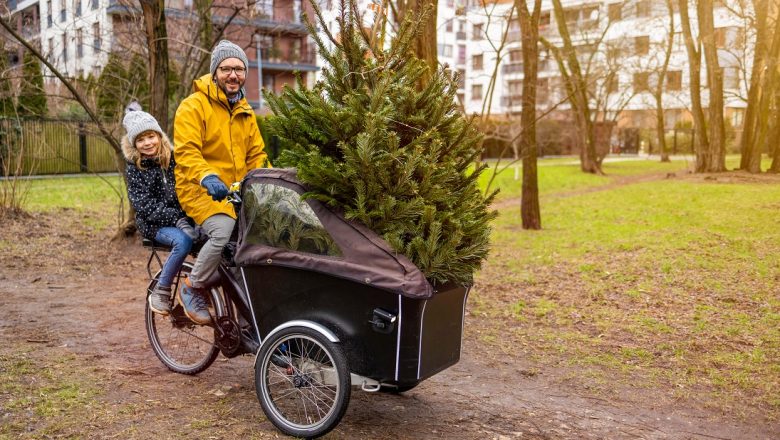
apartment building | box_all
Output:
[4,0,319,111]
[440,0,751,133]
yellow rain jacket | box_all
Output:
[173,74,270,224]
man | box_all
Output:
[173,40,270,324]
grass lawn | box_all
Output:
[475,155,780,417]
[479,157,690,201]
[8,155,780,418]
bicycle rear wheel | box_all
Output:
[145,262,219,374]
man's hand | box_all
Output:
[201,175,229,201]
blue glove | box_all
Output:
[202,175,228,201]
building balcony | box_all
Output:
[502,63,523,75]
[501,95,523,107]
[213,13,309,36]
[106,1,310,36]
[255,48,318,72]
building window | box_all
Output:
[608,2,622,22]
[540,11,551,27]
[62,32,68,62]
[472,53,483,70]
[445,19,453,32]
[93,22,101,50]
[607,43,623,60]
[437,44,453,58]
[724,66,740,89]
[537,77,549,104]
[666,70,682,91]
[60,0,66,22]
[457,44,466,64]
[48,37,55,62]
[636,0,650,17]
[507,80,522,98]
[633,72,649,92]
[471,84,483,101]
[635,36,649,55]
[457,68,465,89]
[47,0,53,27]
[731,108,744,127]
[509,48,522,63]
[91,0,99,9]
[507,19,521,42]
[77,28,83,58]
[473,23,483,40]
[606,73,619,93]
[254,0,273,17]
[75,0,81,17]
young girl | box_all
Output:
[122,106,199,315]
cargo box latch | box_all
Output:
[369,308,397,334]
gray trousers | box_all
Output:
[190,214,235,289]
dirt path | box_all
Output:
[0,212,776,439]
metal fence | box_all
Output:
[0,118,118,176]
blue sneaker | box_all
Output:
[178,279,212,325]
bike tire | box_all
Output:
[255,326,351,439]
[145,262,219,375]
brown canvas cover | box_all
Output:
[234,168,434,299]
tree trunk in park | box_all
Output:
[750,5,780,173]
[769,91,780,173]
[678,0,710,172]
[395,0,437,87]
[549,0,602,175]
[739,0,769,172]
[516,0,542,230]
[140,0,170,132]
[653,0,675,163]
[698,0,727,172]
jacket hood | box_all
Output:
[192,74,252,113]
[121,131,174,162]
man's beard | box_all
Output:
[217,78,244,98]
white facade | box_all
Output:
[440,0,752,126]
[43,0,111,79]
[9,0,114,79]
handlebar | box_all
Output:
[225,181,242,205]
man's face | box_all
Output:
[215,57,246,98]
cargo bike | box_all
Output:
[143,168,470,438]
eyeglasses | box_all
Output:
[218,66,246,76]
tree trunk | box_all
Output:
[698,0,727,172]
[516,0,542,230]
[739,0,769,171]
[395,0,437,87]
[140,0,170,132]
[654,0,675,163]
[751,5,780,173]
[678,0,710,172]
[550,0,602,175]
[768,84,780,172]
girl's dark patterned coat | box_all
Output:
[122,134,185,240]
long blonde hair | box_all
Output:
[121,131,174,170]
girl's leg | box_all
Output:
[154,227,193,288]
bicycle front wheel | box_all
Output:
[145,262,219,375]
[255,326,351,438]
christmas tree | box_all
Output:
[265,0,496,286]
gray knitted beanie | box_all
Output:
[210,40,249,76]
[122,104,163,145]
